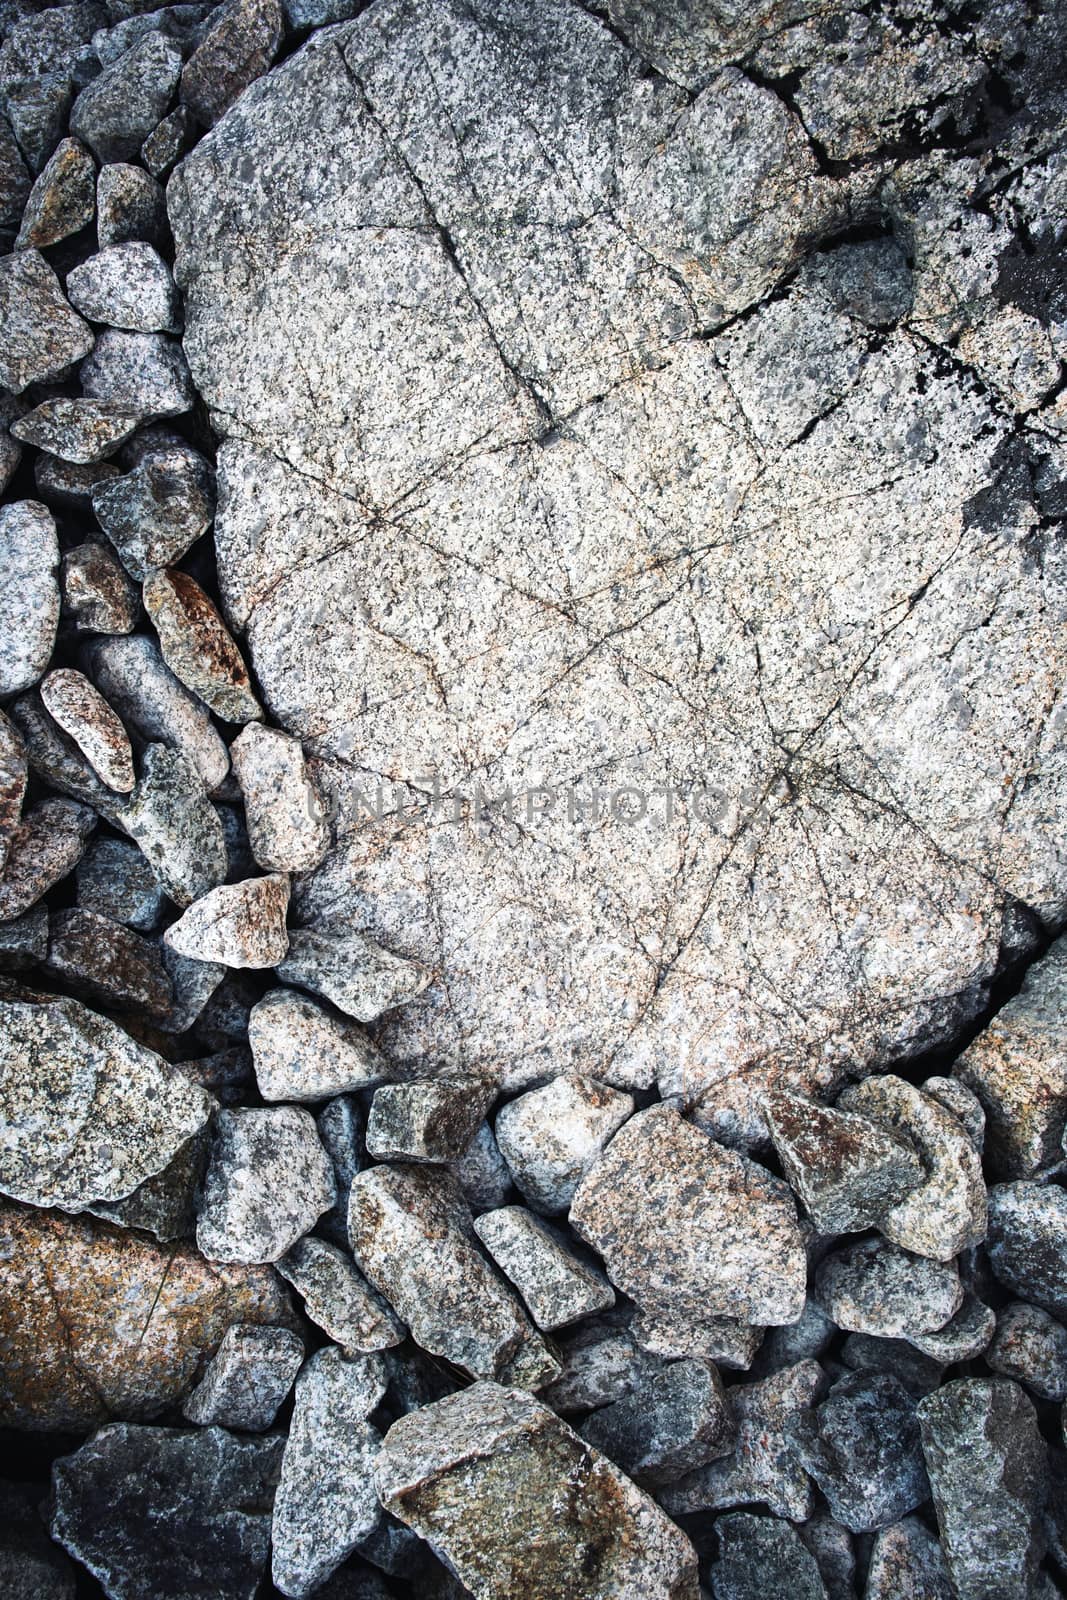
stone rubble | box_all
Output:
[182,1322,304,1430]
[59,538,139,633]
[90,436,215,578]
[494,1071,635,1214]
[40,667,135,791]
[196,1103,335,1263]
[474,1204,616,1331]
[277,918,432,1021]
[230,721,329,868]
[11,396,143,463]
[116,741,227,905]
[275,1234,405,1354]
[366,1074,495,1164]
[14,134,95,249]
[164,870,289,967]
[81,328,195,417]
[0,795,95,919]
[0,249,93,391]
[88,632,230,792]
[145,565,261,722]
[579,1356,734,1488]
[0,500,59,696]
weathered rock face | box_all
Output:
[169,0,1067,1131]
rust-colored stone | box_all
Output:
[144,567,261,723]
[0,1200,298,1430]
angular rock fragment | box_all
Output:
[14,135,94,248]
[840,1333,945,1399]
[0,796,95,920]
[165,872,289,967]
[0,710,26,872]
[376,1381,699,1600]
[495,1071,634,1214]
[570,1105,806,1327]
[763,1088,923,1233]
[922,1075,986,1152]
[0,1200,295,1428]
[96,160,165,248]
[755,1298,836,1377]
[76,836,165,930]
[67,240,179,333]
[635,1309,765,1370]
[145,566,260,723]
[250,987,387,1101]
[918,1379,1047,1600]
[660,1361,825,1522]
[455,1120,513,1212]
[117,743,227,906]
[987,1301,1067,1401]
[277,918,432,1021]
[89,633,230,792]
[276,1235,405,1354]
[272,1348,386,1599]
[0,1479,77,1600]
[0,500,59,696]
[230,723,333,872]
[40,667,134,791]
[196,1104,335,1263]
[11,396,141,463]
[348,1164,557,1387]
[815,1237,963,1340]
[91,438,214,578]
[709,1513,829,1600]
[954,936,1067,1177]
[541,1314,664,1415]
[51,1424,283,1600]
[46,906,173,1016]
[367,1075,495,1164]
[142,103,193,177]
[181,0,282,127]
[788,1371,928,1533]
[987,1181,1067,1317]
[798,1515,854,1600]
[182,1323,304,1430]
[865,1516,953,1600]
[85,1125,210,1242]
[838,1075,986,1260]
[4,75,73,180]
[80,329,194,417]
[60,539,138,632]
[474,1205,615,1331]
[580,1357,733,1487]
[906,1293,996,1364]
[0,906,48,971]
[9,692,123,818]
[38,457,118,512]
[0,249,92,391]
[69,30,183,161]
[0,984,210,1209]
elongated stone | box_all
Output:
[376,1381,700,1600]
[570,1105,806,1328]
[40,667,134,792]
[14,135,94,249]
[11,397,141,463]
[0,797,95,921]
[986,1180,1067,1317]
[89,634,230,794]
[117,743,228,907]
[277,918,432,1022]
[145,567,261,723]
[0,249,92,391]
[230,723,330,869]
[0,500,59,697]
[275,1235,405,1354]
[474,1205,615,1331]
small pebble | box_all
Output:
[275,1235,406,1354]
[366,1075,495,1164]
[76,835,166,930]
[230,723,333,871]
[88,633,230,793]
[277,917,432,1022]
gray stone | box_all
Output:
[987,1181,1067,1318]
[40,459,119,513]
[0,500,59,696]
[51,1424,283,1600]
[495,1072,634,1214]
[840,1333,945,1399]
[182,1322,304,1430]
[180,0,281,127]
[570,1105,806,1327]
[92,5,212,66]
[165,872,289,967]
[76,835,165,930]
[67,240,178,332]
[921,1075,986,1152]
[798,1515,854,1600]
[807,237,914,330]
[275,1235,405,1354]
[0,709,26,875]
[272,1346,386,1599]
[475,1205,615,1332]
[376,1380,699,1600]
[166,0,1067,1125]
[249,986,387,1101]
[316,1093,365,1244]
[0,795,95,920]
[156,943,225,1030]
[14,134,94,248]
[41,666,134,791]
[175,1046,251,1103]
[197,1104,335,1263]
[4,73,73,177]
[194,969,258,1047]
[348,1163,558,1387]
[0,393,23,494]
[0,109,30,241]
[367,1075,495,1164]
[763,1088,924,1233]
[141,101,192,175]
[955,936,1067,1178]
[88,633,230,792]
[0,1479,77,1600]
[282,0,359,24]
[580,1357,733,1487]
[9,691,124,818]
[80,329,194,417]
[0,4,103,89]
[230,723,330,869]
[838,1075,987,1261]
[918,1378,1048,1600]
[46,905,173,1016]
[69,29,182,160]
[709,1513,828,1600]
[0,905,48,970]
[60,538,138,633]
[86,1123,209,1240]
[96,159,165,247]
[145,567,260,723]
[540,1313,664,1415]
[660,1360,825,1523]
[117,743,228,906]
[0,983,211,1210]
[277,918,432,1022]
[755,1298,836,1377]
[635,1310,765,1370]
[906,1293,996,1364]
[454,1119,513,1212]
[11,396,141,462]
[987,1301,1067,1402]
[788,1371,929,1533]
[91,438,214,578]
[815,1237,963,1341]
[865,1516,953,1600]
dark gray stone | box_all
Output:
[116,742,227,906]
[51,1423,284,1600]
[92,4,212,65]
[39,460,120,514]
[987,1181,1067,1318]
[0,248,92,391]
[987,1300,1067,1402]
[91,438,214,578]
[45,904,172,1016]
[865,1516,953,1600]
[580,1357,733,1486]
[0,1479,76,1600]
[141,100,192,175]
[180,0,281,127]
[69,29,182,161]
[367,1075,495,1163]
[709,1513,828,1600]
[96,160,165,247]
[788,1371,929,1533]
[0,795,95,921]
[4,73,73,174]
[76,835,166,930]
